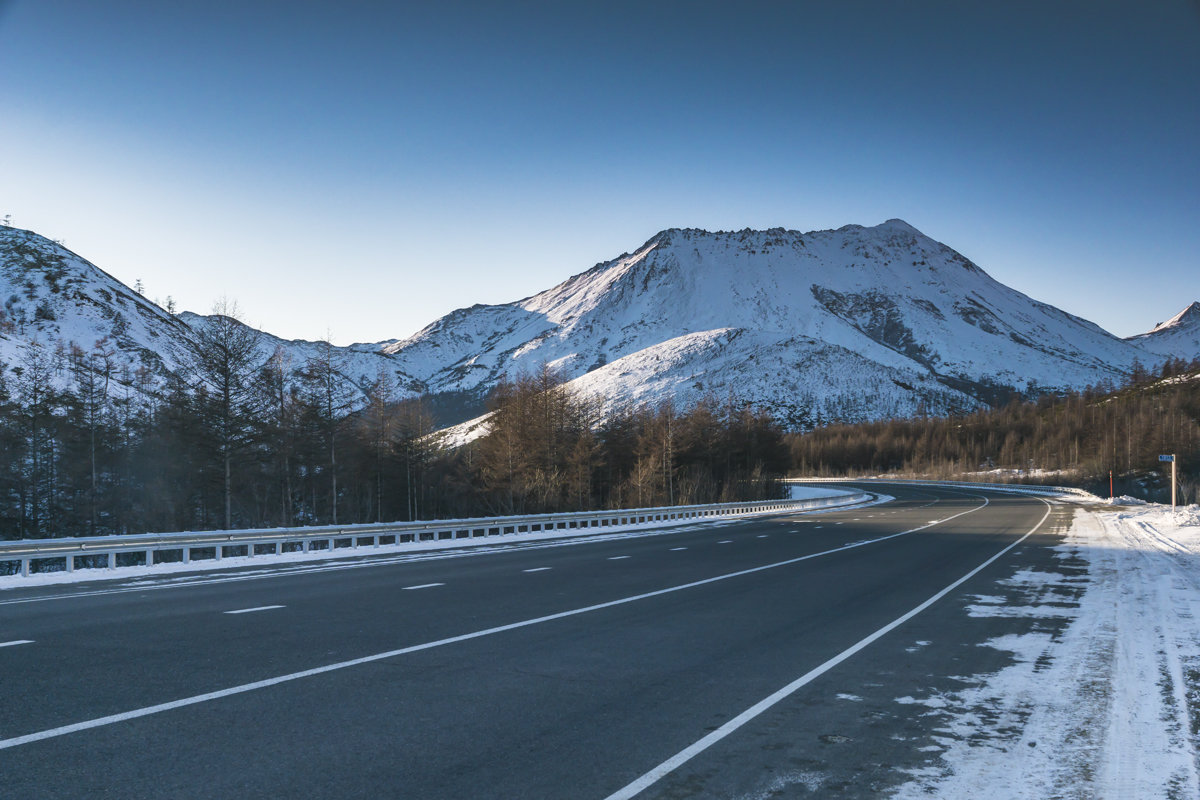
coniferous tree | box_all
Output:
[182,299,264,530]
[299,338,357,524]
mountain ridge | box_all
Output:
[1126,301,1200,361]
[2,221,1196,433]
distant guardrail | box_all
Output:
[0,491,871,578]
[785,477,1097,500]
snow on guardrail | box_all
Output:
[785,477,1098,501]
[0,490,872,580]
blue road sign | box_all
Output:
[1160,454,1175,462]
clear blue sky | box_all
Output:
[2,0,1197,343]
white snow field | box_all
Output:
[892,501,1200,799]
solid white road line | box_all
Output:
[0,494,993,753]
[522,568,552,573]
[601,499,1052,800]
[223,605,284,615]
[0,640,34,648]
[401,583,444,590]
[1,495,895,608]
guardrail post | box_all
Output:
[66,554,74,573]
[215,545,223,560]
[107,552,115,570]
[183,548,190,565]
[20,558,29,577]
[145,548,154,567]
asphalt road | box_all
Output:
[0,484,1076,799]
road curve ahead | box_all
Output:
[0,485,1074,799]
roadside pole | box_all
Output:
[1160,454,1176,509]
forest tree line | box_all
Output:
[0,306,789,540]
[788,357,1200,503]
[4,296,1196,543]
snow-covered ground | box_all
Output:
[789,484,856,500]
[893,501,1200,799]
[0,490,886,591]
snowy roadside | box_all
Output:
[892,501,1200,799]
[0,488,878,591]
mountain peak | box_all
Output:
[1148,301,1200,334]
[877,218,920,234]
[1126,301,1200,360]
[643,220,929,251]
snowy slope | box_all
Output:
[2,220,1181,429]
[0,226,412,399]
[383,220,1151,424]
[177,311,422,396]
[1125,302,1200,361]
[0,226,190,381]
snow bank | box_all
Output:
[0,492,886,590]
[788,484,856,501]
[892,502,1200,799]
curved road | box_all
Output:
[0,484,1075,798]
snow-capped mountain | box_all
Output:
[1125,302,1200,362]
[0,226,411,398]
[175,310,421,395]
[3,220,1194,431]
[0,226,190,380]
[383,220,1165,426]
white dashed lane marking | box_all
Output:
[0,640,34,648]
[0,495,990,755]
[718,540,732,544]
[522,567,551,573]
[608,556,631,561]
[669,547,687,551]
[224,605,285,615]
[401,583,444,591]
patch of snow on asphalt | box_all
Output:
[788,484,856,500]
[891,503,1200,799]
[732,770,825,799]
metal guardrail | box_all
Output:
[785,477,1097,500]
[0,492,870,578]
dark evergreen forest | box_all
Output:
[788,358,1200,503]
[3,302,1197,542]
[0,311,789,540]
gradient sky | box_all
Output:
[2,0,1197,344]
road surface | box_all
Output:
[0,484,1075,798]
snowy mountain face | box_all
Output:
[383,220,1168,427]
[0,227,190,384]
[175,311,421,397]
[1125,302,1200,362]
[3,221,1193,431]
[0,226,410,400]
